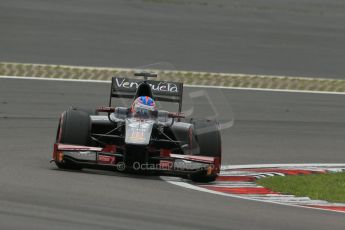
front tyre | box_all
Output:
[189,171,217,183]
[190,119,222,183]
[192,119,221,158]
[55,108,92,170]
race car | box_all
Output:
[52,72,221,182]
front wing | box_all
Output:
[52,143,220,177]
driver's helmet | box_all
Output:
[131,96,156,118]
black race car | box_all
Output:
[52,72,221,182]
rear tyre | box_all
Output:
[190,119,222,183]
[55,108,92,170]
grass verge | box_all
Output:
[257,172,345,203]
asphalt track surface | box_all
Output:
[1,78,345,229]
[1,0,345,229]
[1,0,345,78]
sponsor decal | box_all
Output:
[114,78,179,93]
[64,151,96,161]
[129,129,145,142]
[98,155,116,164]
[160,160,173,170]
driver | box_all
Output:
[131,96,157,119]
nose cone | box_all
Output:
[125,118,153,145]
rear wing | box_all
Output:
[109,77,184,112]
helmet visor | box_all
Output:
[133,106,155,119]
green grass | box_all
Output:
[257,172,345,203]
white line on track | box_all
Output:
[221,163,345,170]
[1,75,345,95]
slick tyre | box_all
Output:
[190,119,221,183]
[189,171,217,183]
[192,119,221,158]
[55,109,92,170]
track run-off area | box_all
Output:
[164,164,345,214]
